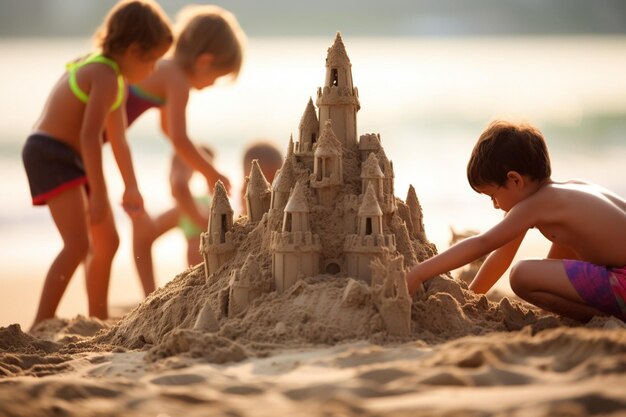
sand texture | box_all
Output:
[1,297,625,416]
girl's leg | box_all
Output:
[186,235,202,266]
[31,187,90,329]
[86,204,119,319]
[132,207,179,297]
[509,259,605,322]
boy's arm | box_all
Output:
[169,164,208,228]
[406,201,538,296]
[106,101,143,216]
[469,231,525,294]
[80,68,118,224]
[160,85,231,193]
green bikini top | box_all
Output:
[66,52,125,111]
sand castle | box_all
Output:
[198,33,436,336]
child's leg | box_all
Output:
[86,204,119,320]
[186,235,202,266]
[132,207,179,297]
[509,259,606,321]
[32,187,90,329]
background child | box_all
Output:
[133,146,214,296]
[240,140,283,214]
[406,121,626,322]
[22,0,172,328]
[123,4,246,295]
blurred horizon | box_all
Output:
[1,0,626,38]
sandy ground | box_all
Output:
[1,267,625,417]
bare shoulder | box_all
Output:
[549,179,626,212]
[159,60,189,94]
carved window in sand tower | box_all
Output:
[220,214,227,243]
[311,133,317,145]
[366,217,373,235]
[316,157,332,180]
[331,68,339,86]
[284,212,292,232]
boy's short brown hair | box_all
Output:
[174,5,246,79]
[94,0,173,56]
[467,121,551,192]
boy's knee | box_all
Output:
[509,260,532,296]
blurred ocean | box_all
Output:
[1,36,625,327]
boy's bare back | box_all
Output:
[524,180,626,266]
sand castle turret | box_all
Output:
[358,133,381,160]
[201,181,235,281]
[310,120,343,205]
[270,157,296,213]
[295,98,319,169]
[228,253,271,316]
[244,160,271,223]
[360,152,385,200]
[406,185,427,242]
[344,183,396,283]
[271,181,321,292]
[316,32,360,148]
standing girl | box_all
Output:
[22,0,172,328]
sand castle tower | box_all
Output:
[360,152,385,200]
[228,253,271,316]
[201,181,235,281]
[269,157,296,214]
[244,160,271,223]
[358,133,381,161]
[310,120,344,205]
[406,185,427,242]
[294,98,319,169]
[317,32,360,148]
[344,183,396,283]
[271,181,322,292]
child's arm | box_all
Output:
[106,102,144,216]
[160,85,232,194]
[80,68,118,223]
[169,165,208,228]
[468,231,525,293]
[406,202,538,296]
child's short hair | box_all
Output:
[94,0,172,56]
[173,5,246,80]
[467,121,551,192]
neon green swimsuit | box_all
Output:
[66,52,125,111]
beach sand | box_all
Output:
[1,263,625,417]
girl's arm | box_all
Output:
[106,100,143,216]
[80,67,118,224]
[161,83,231,193]
[169,162,208,228]
[406,200,539,296]
[469,231,526,294]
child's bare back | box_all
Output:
[525,180,626,266]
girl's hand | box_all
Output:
[122,187,144,217]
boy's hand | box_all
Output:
[406,268,426,298]
[122,187,144,217]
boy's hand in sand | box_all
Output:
[406,268,428,298]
